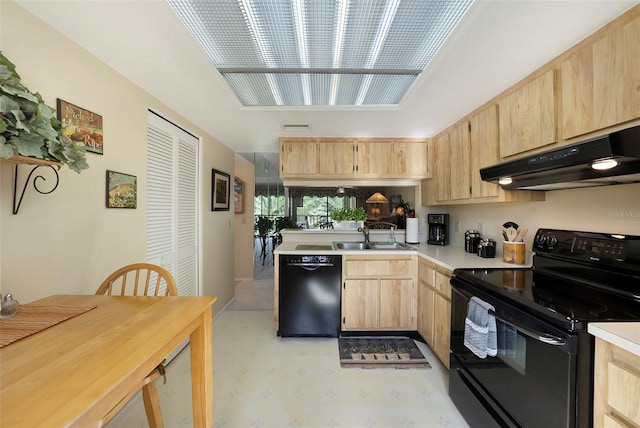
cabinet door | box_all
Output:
[499,69,556,157]
[418,281,436,346]
[355,140,394,176]
[449,121,471,200]
[280,139,319,176]
[562,14,640,139]
[594,338,640,428]
[470,105,501,198]
[318,140,355,175]
[379,279,415,329]
[434,133,451,202]
[393,141,430,178]
[342,279,379,330]
[433,292,451,368]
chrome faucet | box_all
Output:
[357,226,370,243]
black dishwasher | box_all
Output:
[278,255,342,337]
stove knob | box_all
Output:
[535,235,547,246]
[548,236,558,247]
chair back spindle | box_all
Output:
[96,263,177,297]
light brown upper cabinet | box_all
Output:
[318,139,355,175]
[355,139,395,176]
[280,138,319,177]
[426,122,471,203]
[561,12,640,139]
[280,137,431,180]
[434,132,451,202]
[499,69,557,158]
[470,105,501,199]
[392,140,433,178]
[449,121,472,201]
[422,110,545,206]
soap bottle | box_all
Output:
[388,228,396,243]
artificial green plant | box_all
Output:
[0,52,88,173]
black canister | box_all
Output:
[465,230,482,253]
[478,239,496,258]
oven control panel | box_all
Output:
[534,229,639,265]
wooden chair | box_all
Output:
[95,263,177,428]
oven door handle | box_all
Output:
[489,309,566,346]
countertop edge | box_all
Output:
[588,322,640,357]
[273,241,533,271]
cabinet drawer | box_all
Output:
[345,257,414,277]
[418,258,436,286]
[435,268,452,299]
[607,361,640,424]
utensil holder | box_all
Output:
[503,241,526,264]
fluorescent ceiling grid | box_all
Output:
[169,0,474,106]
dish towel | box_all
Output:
[464,296,497,358]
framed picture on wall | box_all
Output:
[212,169,231,211]
[57,99,104,154]
[106,170,137,208]
[234,177,244,214]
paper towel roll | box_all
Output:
[405,217,419,244]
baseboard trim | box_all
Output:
[215,297,236,321]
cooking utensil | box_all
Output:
[514,227,529,242]
[504,227,518,241]
[503,221,519,230]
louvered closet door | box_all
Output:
[147,111,200,296]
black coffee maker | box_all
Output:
[427,214,449,246]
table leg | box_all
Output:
[190,306,213,428]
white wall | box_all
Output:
[0,1,235,312]
[422,183,640,249]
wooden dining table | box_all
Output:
[0,294,216,427]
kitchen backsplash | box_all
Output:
[424,182,640,248]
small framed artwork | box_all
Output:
[212,169,231,211]
[57,99,104,154]
[234,177,244,214]
[106,170,137,208]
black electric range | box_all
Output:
[449,228,640,428]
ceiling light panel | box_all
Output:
[169,0,474,106]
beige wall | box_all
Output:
[423,183,640,248]
[0,1,235,313]
[234,155,256,280]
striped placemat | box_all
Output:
[0,305,96,348]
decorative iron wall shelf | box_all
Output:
[0,156,62,214]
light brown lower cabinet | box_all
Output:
[593,338,640,428]
[341,255,416,331]
[418,257,452,368]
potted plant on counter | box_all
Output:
[331,207,367,229]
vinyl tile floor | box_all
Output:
[108,310,469,428]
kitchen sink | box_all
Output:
[333,242,368,250]
[332,241,415,251]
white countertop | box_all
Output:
[588,323,640,357]
[274,240,532,271]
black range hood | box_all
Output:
[480,125,640,190]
